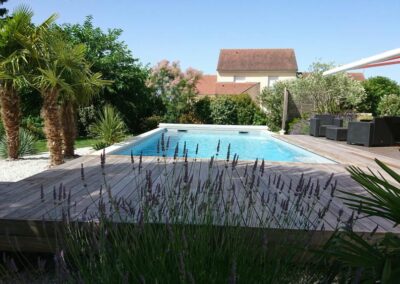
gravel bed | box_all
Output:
[0,147,94,182]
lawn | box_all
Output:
[35,137,100,153]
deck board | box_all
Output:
[1,134,400,252]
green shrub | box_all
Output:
[193,96,212,123]
[89,105,127,145]
[210,96,237,124]
[0,128,38,159]
[93,141,111,151]
[253,109,267,125]
[259,81,287,131]
[178,112,201,124]
[140,115,162,132]
[207,94,266,125]
[21,115,45,139]
[231,94,257,125]
[78,105,97,137]
[360,76,400,115]
[377,94,400,116]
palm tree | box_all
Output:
[0,7,33,159]
[18,23,108,164]
[0,7,57,160]
[59,70,108,158]
[33,35,86,165]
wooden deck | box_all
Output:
[1,135,400,252]
[276,135,400,170]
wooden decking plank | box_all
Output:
[44,155,159,220]
[74,156,169,220]
[266,164,396,233]
[42,156,139,220]
[0,156,97,218]
[234,162,331,230]
[2,155,123,219]
[262,164,368,232]
[0,155,96,196]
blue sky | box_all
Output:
[4,0,400,82]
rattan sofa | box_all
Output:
[347,116,400,147]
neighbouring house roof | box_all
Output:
[217,49,298,72]
[301,72,365,81]
[346,72,365,81]
[196,75,218,95]
[196,75,259,96]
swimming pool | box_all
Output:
[112,125,334,164]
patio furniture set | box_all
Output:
[309,115,400,147]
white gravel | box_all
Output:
[0,147,95,182]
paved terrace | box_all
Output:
[0,134,399,252]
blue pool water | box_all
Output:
[113,129,334,163]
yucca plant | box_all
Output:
[0,128,37,158]
[317,159,400,283]
[89,105,127,146]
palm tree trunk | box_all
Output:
[60,101,77,158]
[0,86,20,160]
[42,89,63,166]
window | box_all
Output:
[234,76,246,82]
[268,76,279,87]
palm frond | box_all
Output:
[340,161,400,224]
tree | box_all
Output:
[259,62,366,131]
[360,76,400,115]
[377,94,400,116]
[0,6,35,159]
[59,69,108,158]
[147,60,202,122]
[18,19,106,165]
[61,17,159,133]
[293,62,366,114]
[259,80,291,131]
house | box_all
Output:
[197,48,298,98]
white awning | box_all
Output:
[323,48,400,76]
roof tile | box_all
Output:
[217,49,298,72]
[196,75,259,95]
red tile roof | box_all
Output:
[217,49,298,72]
[196,75,259,96]
[215,82,259,95]
[196,75,217,95]
[347,72,365,81]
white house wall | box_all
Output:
[217,71,297,90]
